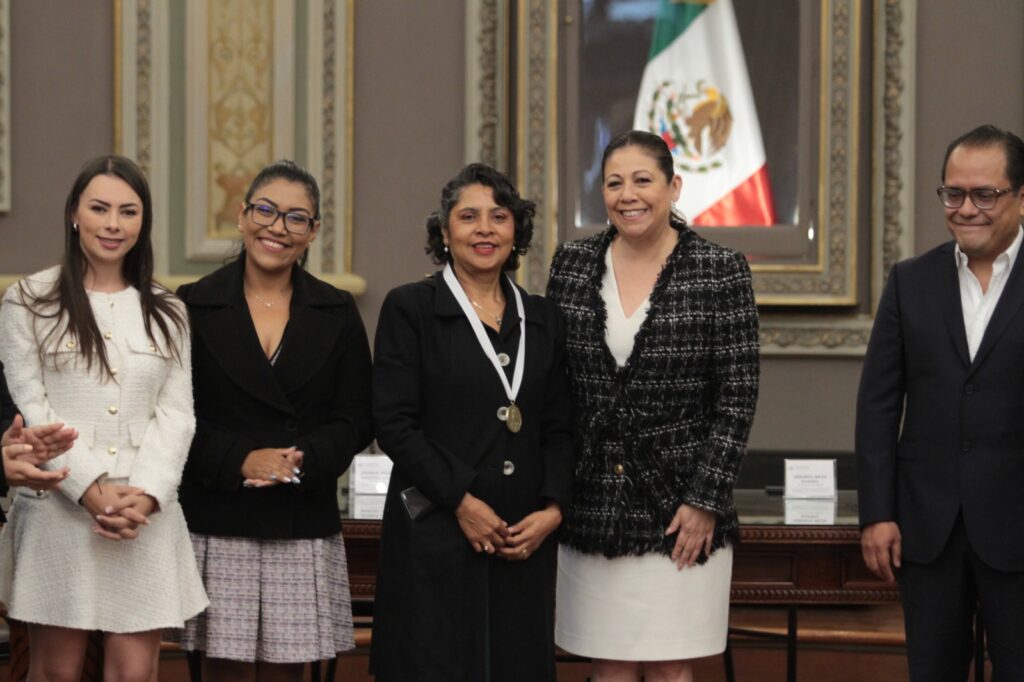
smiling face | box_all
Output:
[73,174,143,280]
[602,144,682,242]
[443,183,515,280]
[944,144,1024,267]
[239,179,319,275]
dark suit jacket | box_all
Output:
[856,240,1024,571]
[0,365,13,498]
[176,259,373,539]
[370,272,574,682]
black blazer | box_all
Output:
[0,365,13,498]
[857,240,1024,571]
[176,259,373,539]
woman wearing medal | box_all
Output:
[370,163,575,682]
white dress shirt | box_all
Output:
[955,225,1024,361]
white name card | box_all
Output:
[351,493,387,520]
[784,459,837,499]
[350,454,393,495]
[784,498,838,525]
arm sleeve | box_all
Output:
[372,288,478,511]
[292,304,374,493]
[127,310,197,509]
[538,305,575,508]
[855,264,905,528]
[0,363,15,433]
[0,288,108,503]
[680,253,760,515]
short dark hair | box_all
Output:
[941,124,1024,190]
[238,159,321,269]
[602,129,675,184]
[425,163,535,271]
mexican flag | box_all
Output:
[633,0,776,226]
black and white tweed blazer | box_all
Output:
[546,223,760,558]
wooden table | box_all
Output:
[341,489,898,682]
[342,489,896,605]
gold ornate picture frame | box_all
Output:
[115,0,363,293]
[466,0,917,354]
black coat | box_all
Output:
[176,259,373,539]
[857,240,1024,571]
[369,272,574,682]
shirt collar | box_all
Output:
[954,224,1024,273]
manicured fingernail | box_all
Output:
[293,467,301,474]
[291,477,301,485]
[269,474,277,481]
[104,506,114,515]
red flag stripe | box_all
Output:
[692,165,776,227]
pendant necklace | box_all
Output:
[246,287,289,309]
[469,297,503,329]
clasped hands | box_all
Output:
[455,492,561,562]
[82,480,158,541]
[241,447,304,488]
[1,414,75,490]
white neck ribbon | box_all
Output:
[442,264,525,405]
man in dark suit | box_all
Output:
[857,124,1024,681]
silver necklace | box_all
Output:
[247,288,288,309]
[469,297,503,328]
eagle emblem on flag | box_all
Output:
[644,79,733,174]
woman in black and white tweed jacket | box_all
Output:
[547,130,759,681]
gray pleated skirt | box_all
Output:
[177,532,355,663]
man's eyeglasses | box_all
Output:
[936,186,1016,210]
[246,202,318,235]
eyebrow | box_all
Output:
[252,196,312,214]
[89,199,140,209]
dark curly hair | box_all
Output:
[425,163,535,271]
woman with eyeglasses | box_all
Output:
[175,160,373,680]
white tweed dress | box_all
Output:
[0,268,209,632]
[554,248,733,660]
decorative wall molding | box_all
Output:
[115,0,364,293]
[0,0,11,212]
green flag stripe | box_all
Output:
[648,0,707,60]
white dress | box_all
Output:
[554,248,733,661]
[0,267,209,632]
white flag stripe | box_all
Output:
[634,0,768,221]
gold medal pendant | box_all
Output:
[506,403,522,433]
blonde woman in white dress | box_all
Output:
[0,156,208,680]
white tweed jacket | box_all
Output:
[0,266,195,508]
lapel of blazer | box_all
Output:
[187,260,295,415]
[270,270,347,396]
[969,237,1024,374]
[937,243,971,369]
